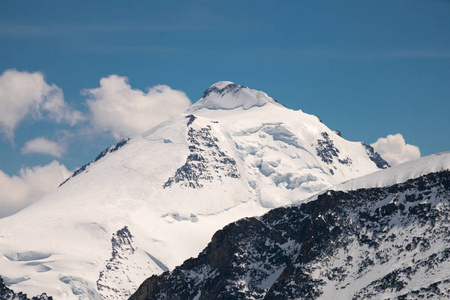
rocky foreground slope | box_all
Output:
[130,153,450,299]
[0,277,51,300]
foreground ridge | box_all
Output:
[0,276,52,300]
[130,170,450,299]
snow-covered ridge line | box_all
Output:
[58,138,130,187]
[334,151,450,191]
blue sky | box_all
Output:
[0,0,449,179]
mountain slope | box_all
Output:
[0,82,388,299]
[0,276,52,300]
[130,152,450,299]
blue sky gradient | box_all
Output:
[1,0,449,176]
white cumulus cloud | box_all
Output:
[0,69,85,140]
[21,137,66,158]
[0,161,72,218]
[84,75,191,139]
[371,133,421,166]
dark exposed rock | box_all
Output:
[164,123,240,189]
[397,279,450,299]
[0,276,52,300]
[201,83,243,100]
[59,138,130,187]
[94,138,130,163]
[316,132,339,164]
[130,171,450,299]
[338,157,353,165]
[97,226,136,299]
[186,114,197,127]
[362,142,390,169]
[111,226,135,260]
[316,132,352,166]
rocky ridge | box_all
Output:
[130,169,450,299]
[0,277,52,300]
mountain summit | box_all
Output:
[0,82,389,299]
[189,81,279,111]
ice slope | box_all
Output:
[335,151,450,191]
[0,82,387,299]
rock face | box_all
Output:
[361,142,390,169]
[163,116,240,189]
[316,132,353,166]
[130,170,450,300]
[97,227,136,299]
[0,277,52,300]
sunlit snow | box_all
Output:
[0,82,390,299]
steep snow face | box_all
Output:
[0,82,387,299]
[335,151,450,191]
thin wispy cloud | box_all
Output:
[236,46,450,61]
[0,22,205,37]
[82,44,183,55]
[296,48,450,60]
[0,5,225,38]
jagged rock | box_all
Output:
[316,132,352,166]
[316,132,340,164]
[130,171,450,299]
[164,121,240,189]
[98,227,136,299]
[362,142,390,169]
[59,138,130,187]
[0,276,52,300]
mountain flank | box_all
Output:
[130,162,450,299]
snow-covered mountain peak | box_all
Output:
[0,81,392,299]
[189,81,279,111]
[209,80,235,89]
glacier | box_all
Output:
[0,81,390,299]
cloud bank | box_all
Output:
[0,69,85,140]
[0,70,194,218]
[0,161,72,218]
[84,75,191,139]
[21,137,66,158]
[371,133,421,166]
